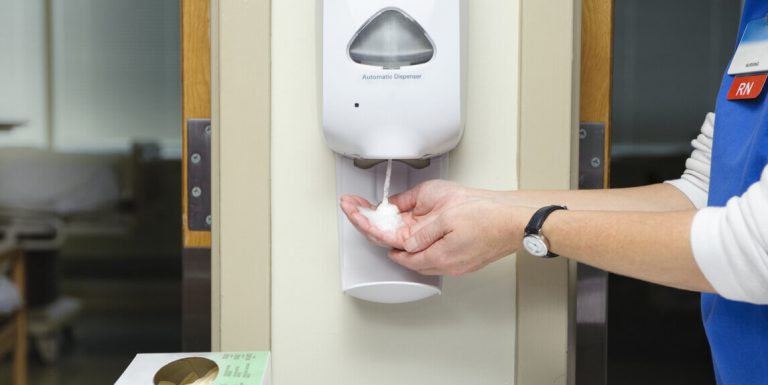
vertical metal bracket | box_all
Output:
[579,122,606,190]
[577,122,608,385]
[187,119,212,231]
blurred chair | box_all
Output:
[0,144,170,364]
[0,235,27,385]
[0,148,122,363]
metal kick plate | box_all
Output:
[187,119,211,231]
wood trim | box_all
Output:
[12,249,26,385]
[0,318,17,358]
[210,0,271,351]
[210,0,220,350]
[182,0,212,249]
[580,0,613,187]
[516,0,580,384]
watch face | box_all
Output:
[523,235,548,257]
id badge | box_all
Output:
[727,16,768,100]
[728,16,768,75]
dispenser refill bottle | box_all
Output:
[322,0,467,303]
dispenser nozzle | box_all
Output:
[352,158,431,170]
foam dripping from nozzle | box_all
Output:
[359,159,404,233]
[382,158,393,201]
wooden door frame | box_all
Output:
[574,1,613,385]
[181,0,211,248]
[181,0,213,351]
[580,0,613,187]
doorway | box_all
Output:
[609,1,741,384]
[0,0,182,383]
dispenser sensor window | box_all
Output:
[348,9,435,69]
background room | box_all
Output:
[608,0,740,384]
[0,0,182,384]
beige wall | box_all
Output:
[271,1,519,384]
[516,0,580,384]
[211,0,272,351]
[213,0,578,383]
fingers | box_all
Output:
[340,195,383,243]
[340,196,368,232]
[388,239,476,276]
[390,246,483,277]
[340,195,375,210]
[340,195,407,249]
[388,185,420,212]
[389,180,459,217]
[403,217,448,253]
[389,240,449,275]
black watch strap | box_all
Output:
[524,205,567,257]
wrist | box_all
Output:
[522,205,567,258]
[540,208,565,233]
[511,206,537,250]
[469,187,502,200]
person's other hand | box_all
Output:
[340,180,534,276]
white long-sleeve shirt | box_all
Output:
[665,113,768,304]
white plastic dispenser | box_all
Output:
[322,0,467,303]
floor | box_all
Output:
[1,271,181,385]
[0,149,184,385]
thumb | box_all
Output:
[388,186,419,213]
[404,217,448,253]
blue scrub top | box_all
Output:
[705,1,768,384]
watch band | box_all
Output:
[524,205,568,257]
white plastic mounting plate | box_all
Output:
[336,154,448,303]
[344,281,442,304]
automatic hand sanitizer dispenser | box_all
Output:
[323,0,467,303]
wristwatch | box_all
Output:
[522,205,568,258]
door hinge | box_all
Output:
[187,119,211,231]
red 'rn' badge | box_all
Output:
[727,74,768,100]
